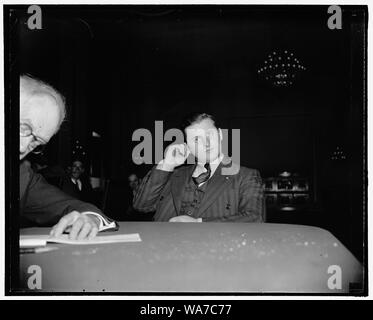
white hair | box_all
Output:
[20,74,66,127]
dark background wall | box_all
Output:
[15,5,366,261]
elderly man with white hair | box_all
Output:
[20,75,118,239]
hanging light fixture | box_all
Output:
[257,50,306,87]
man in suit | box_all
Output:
[20,75,117,239]
[133,113,265,222]
[61,159,95,203]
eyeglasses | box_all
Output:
[20,123,47,155]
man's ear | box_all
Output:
[218,128,223,141]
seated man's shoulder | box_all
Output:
[222,159,261,180]
[236,166,263,189]
[238,165,261,176]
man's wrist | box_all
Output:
[156,160,176,172]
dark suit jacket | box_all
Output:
[133,158,265,222]
[20,160,117,228]
[60,176,95,203]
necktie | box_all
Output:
[71,178,82,191]
[193,163,211,185]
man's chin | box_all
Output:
[196,155,219,164]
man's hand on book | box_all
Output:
[157,143,190,171]
[50,211,100,240]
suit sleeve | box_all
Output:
[21,165,118,230]
[203,169,266,222]
[133,167,172,213]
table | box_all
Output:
[17,222,363,293]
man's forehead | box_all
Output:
[186,126,218,137]
[20,93,61,139]
[21,92,58,111]
[187,118,215,129]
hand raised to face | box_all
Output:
[157,143,190,171]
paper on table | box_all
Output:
[20,233,141,247]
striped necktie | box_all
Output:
[192,162,211,185]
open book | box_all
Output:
[20,233,142,247]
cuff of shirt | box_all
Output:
[150,166,173,183]
[82,212,117,232]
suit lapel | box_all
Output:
[171,166,194,214]
[198,158,235,214]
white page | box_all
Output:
[20,233,142,247]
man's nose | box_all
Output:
[20,136,33,153]
[205,136,211,148]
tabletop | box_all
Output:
[17,222,363,293]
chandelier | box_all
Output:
[257,50,306,87]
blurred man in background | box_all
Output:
[128,173,141,198]
[61,159,95,204]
